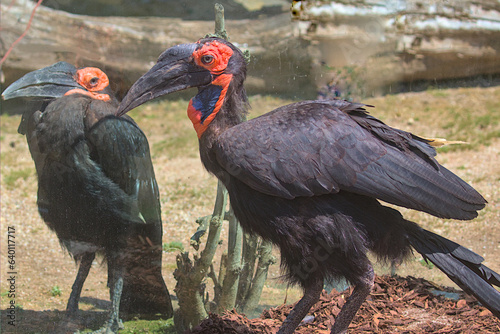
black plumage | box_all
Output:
[117,38,500,334]
[2,62,173,331]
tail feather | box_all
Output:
[407,223,500,318]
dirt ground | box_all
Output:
[1,88,499,333]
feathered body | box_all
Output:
[3,62,173,331]
[117,38,500,334]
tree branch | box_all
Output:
[218,209,243,312]
[240,239,276,313]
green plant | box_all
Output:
[120,318,176,333]
[419,258,435,270]
[163,241,184,252]
[50,285,62,297]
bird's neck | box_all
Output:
[195,80,249,175]
[188,74,233,138]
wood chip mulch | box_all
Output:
[187,275,500,333]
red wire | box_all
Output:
[0,0,44,67]
[6,0,18,12]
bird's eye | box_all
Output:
[75,67,109,92]
[201,55,215,65]
[193,41,232,72]
[89,77,99,87]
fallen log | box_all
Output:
[1,0,311,100]
[292,0,500,96]
[1,0,499,105]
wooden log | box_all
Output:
[1,0,499,103]
[1,0,312,99]
[292,0,500,96]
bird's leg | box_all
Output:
[66,252,95,317]
[92,268,124,334]
[277,278,323,334]
[107,274,124,332]
[331,266,374,334]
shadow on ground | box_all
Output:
[1,296,173,334]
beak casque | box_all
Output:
[117,43,212,116]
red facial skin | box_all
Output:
[64,67,111,101]
[188,41,234,138]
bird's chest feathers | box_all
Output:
[187,74,232,138]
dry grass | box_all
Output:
[0,87,499,332]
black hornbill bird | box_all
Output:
[2,62,173,332]
[117,38,500,333]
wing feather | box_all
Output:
[85,107,161,224]
[215,100,485,220]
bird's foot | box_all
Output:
[90,318,123,334]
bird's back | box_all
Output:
[25,96,140,247]
[22,93,171,315]
[214,100,485,221]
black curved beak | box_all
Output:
[2,62,83,100]
[117,43,212,116]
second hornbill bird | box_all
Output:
[117,38,500,333]
[2,62,173,332]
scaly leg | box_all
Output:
[277,278,323,334]
[107,275,124,333]
[91,258,124,334]
[331,266,374,334]
[66,252,95,317]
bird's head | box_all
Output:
[2,61,112,102]
[117,37,247,137]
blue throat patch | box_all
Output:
[192,85,223,124]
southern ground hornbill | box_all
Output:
[117,38,500,333]
[2,62,173,332]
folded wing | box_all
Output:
[215,100,485,220]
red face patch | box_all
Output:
[193,41,233,74]
[75,67,109,92]
[187,73,233,138]
[64,89,111,101]
[65,67,111,101]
